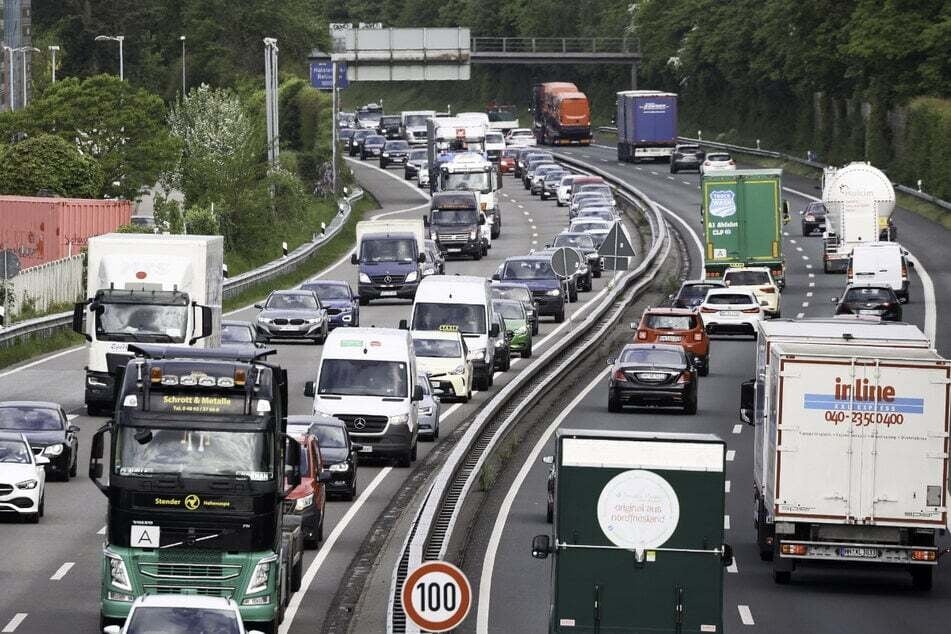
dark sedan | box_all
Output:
[491,282,539,335]
[360,135,386,160]
[287,415,359,501]
[670,144,705,173]
[800,201,828,236]
[381,140,410,168]
[833,285,902,321]
[299,280,360,329]
[607,344,698,414]
[551,232,603,278]
[670,280,726,309]
[0,401,79,480]
[221,320,261,346]
[348,129,371,156]
[254,290,329,343]
[540,169,567,200]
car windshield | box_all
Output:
[0,407,63,431]
[807,202,827,215]
[432,208,478,225]
[385,141,409,150]
[126,607,240,634]
[266,294,318,310]
[486,133,504,144]
[578,185,612,197]
[303,284,350,300]
[725,271,770,286]
[404,115,429,126]
[366,136,385,146]
[495,302,524,320]
[705,293,754,305]
[511,130,532,137]
[353,131,370,140]
[571,222,609,233]
[442,172,492,192]
[578,210,615,221]
[679,284,720,300]
[412,303,487,335]
[96,301,189,343]
[544,171,566,182]
[221,324,254,343]
[0,440,31,464]
[318,359,408,398]
[492,287,531,303]
[503,260,555,280]
[361,238,417,263]
[844,287,894,302]
[311,424,348,449]
[554,234,595,249]
[619,348,685,367]
[708,153,731,161]
[644,314,696,330]
[678,145,701,153]
[409,150,427,161]
[116,428,272,480]
[414,338,462,358]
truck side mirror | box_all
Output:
[531,534,551,559]
[303,381,316,398]
[72,302,92,341]
[350,253,359,265]
[412,384,424,402]
[490,323,500,337]
[398,319,408,330]
[782,200,790,224]
[740,379,755,425]
[721,543,734,567]
[190,304,214,344]
[479,216,486,226]
[285,437,302,489]
[541,455,554,465]
[423,215,429,226]
[89,425,109,495]
[417,253,426,264]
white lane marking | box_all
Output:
[531,240,537,245]
[635,166,642,171]
[97,525,106,535]
[651,200,705,269]
[666,176,674,180]
[808,273,815,278]
[801,255,809,260]
[805,264,813,269]
[796,246,803,252]
[783,231,790,236]
[732,424,742,434]
[650,171,658,176]
[802,302,809,308]
[50,562,75,581]
[279,467,392,633]
[725,480,731,493]
[727,558,738,574]
[908,254,937,342]
[582,154,592,158]
[0,346,85,381]
[738,605,755,625]
[532,233,538,238]
[809,283,815,288]
[789,239,797,244]
[682,180,691,185]
[601,159,609,163]
[1,614,26,632]
[518,204,524,209]
[726,450,736,461]
[477,369,608,633]
[724,515,731,530]
[796,312,805,319]
[806,292,813,298]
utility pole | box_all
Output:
[1,46,13,111]
[263,38,280,166]
[49,45,60,83]
[179,36,186,97]
[21,48,39,107]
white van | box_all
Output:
[305,327,421,467]
[405,275,499,391]
[848,242,909,303]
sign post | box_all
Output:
[401,561,472,633]
[597,222,637,271]
[0,248,21,327]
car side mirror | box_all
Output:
[490,323,499,337]
[541,455,554,465]
[532,534,552,559]
[304,381,316,398]
[318,470,333,483]
[721,543,734,567]
[607,358,615,365]
[417,253,426,264]
[36,455,50,466]
[413,384,424,402]
[740,379,755,425]
[545,243,551,248]
[798,209,804,216]
[350,253,359,265]
[479,216,486,226]
[68,425,81,433]
[398,319,408,330]
[491,273,500,281]
[253,303,264,310]
[285,437,302,489]
[423,215,429,226]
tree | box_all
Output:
[0,135,104,198]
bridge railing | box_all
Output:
[471,37,636,54]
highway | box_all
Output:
[451,140,951,634]
[0,155,636,634]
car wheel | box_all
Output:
[593,270,602,279]
[670,165,678,174]
[396,450,412,468]
[683,397,698,415]
[411,441,418,461]
[358,296,369,306]
[26,509,39,524]
[569,288,578,303]
[39,495,45,518]
[608,393,622,413]
[60,466,70,483]
[473,249,482,261]
[521,346,532,359]
[433,423,440,440]
[546,501,554,524]
[699,362,710,377]
[69,451,78,477]
[503,354,511,372]
[532,322,539,336]
[554,309,565,323]
[488,371,495,388]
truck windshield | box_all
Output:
[488,107,517,121]
[404,115,429,127]
[503,260,556,280]
[318,359,408,398]
[413,338,462,358]
[412,303,486,335]
[96,302,189,343]
[431,209,478,225]
[442,172,492,192]
[361,238,417,263]
[125,607,239,634]
[115,428,272,480]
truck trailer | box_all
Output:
[821,162,896,273]
[531,83,592,146]
[615,91,678,163]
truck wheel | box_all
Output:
[773,569,791,585]
[823,260,832,274]
[473,249,482,261]
[670,165,678,174]
[608,393,622,413]
[291,558,303,591]
[396,450,412,468]
[911,567,933,591]
[554,309,565,323]
[358,296,369,306]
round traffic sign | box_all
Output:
[0,250,20,279]
[549,247,582,279]
[401,561,472,632]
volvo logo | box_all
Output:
[353,418,367,430]
[383,275,392,284]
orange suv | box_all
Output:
[633,307,710,376]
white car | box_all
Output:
[698,288,763,337]
[555,174,581,206]
[723,267,781,317]
[506,128,536,147]
[484,131,506,162]
[417,166,431,189]
[700,152,736,174]
[104,595,263,634]
[0,432,47,523]
[412,328,474,402]
[568,218,614,249]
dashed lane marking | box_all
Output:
[650,171,658,175]
[796,312,805,319]
[666,176,674,180]
[1,614,27,633]
[727,558,738,574]
[789,239,796,244]
[806,292,813,297]
[726,450,736,461]
[738,605,755,626]
[50,562,74,581]
[732,424,742,434]
[724,515,731,530]
[802,302,809,308]
[805,264,813,269]
[682,180,691,185]
[725,480,731,493]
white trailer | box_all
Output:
[748,342,949,589]
[821,162,896,273]
[72,234,223,415]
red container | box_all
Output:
[0,196,132,269]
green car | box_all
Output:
[495,299,532,358]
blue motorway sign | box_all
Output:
[310,62,349,90]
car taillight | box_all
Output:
[901,263,908,279]
[847,267,852,277]
[700,307,717,313]
[742,307,761,314]
[612,369,627,382]
[760,286,776,294]
[912,550,937,562]
[677,371,692,384]
[693,332,703,341]
[636,330,648,340]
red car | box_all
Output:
[499,149,518,174]
[285,430,330,549]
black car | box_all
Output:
[491,282,539,335]
[349,129,371,156]
[670,144,705,173]
[404,149,428,180]
[550,232,603,278]
[492,311,512,372]
[338,128,356,146]
[221,320,262,346]
[670,280,726,309]
[608,344,698,414]
[360,135,386,160]
[833,285,902,321]
[299,280,360,329]
[800,201,828,236]
[377,115,403,139]
[287,415,360,501]
[493,255,568,322]
[380,140,410,168]
[0,401,79,480]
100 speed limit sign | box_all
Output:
[401,561,472,632]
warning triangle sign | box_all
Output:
[597,222,637,270]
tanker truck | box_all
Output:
[821,163,896,273]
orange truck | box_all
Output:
[531,82,592,146]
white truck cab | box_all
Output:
[401,110,435,146]
[439,153,504,239]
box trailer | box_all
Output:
[616,91,678,163]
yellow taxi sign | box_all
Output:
[438,324,460,333]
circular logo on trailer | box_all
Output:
[184,495,202,511]
[353,418,366,430]
[597,470,680,549]
[401,561,472,632]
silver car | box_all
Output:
[417,374,442,440]
[254,290,328,344]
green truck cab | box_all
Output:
[701,169,789,289]
[533,429,731,633]
[89,345,303,633]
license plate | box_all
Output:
[659,335,681,342]
[858,309,879,315]
[280,326,298,331]
[359,445,373,453]
[447,248,462,253]
[839,547,879,559]
[380,291,398,297]
[720,311,740,317]
[640,372,666,380]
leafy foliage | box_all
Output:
[0,134,103,197]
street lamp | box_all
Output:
[179,36,186,97]
[48,45,60,83]
[263,38,280,166]
[19,47,39,106]
[1,46,12,111]
[95,35,125,81]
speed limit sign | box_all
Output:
[401,561,472,632]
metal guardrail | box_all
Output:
[597,126,951,212]
[0,188,363,349]
[387,154,671,633]
[471,37,636,54]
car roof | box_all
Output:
[724,266,770,273]
[620,343,685,354]
[287,413,346,427]
[0,401,62,410]
[705,288,755,297]
[271,289,315,296]
[410,329,464,342]
[505,254,550,263]
[132,595,238,610]
[491,282,532,292]
[681,280,724,287]
[643,307,697,316]
[222,320,253,327]
[302,279,348,287]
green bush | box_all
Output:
[0,134,103,197]
[894,97,951,200]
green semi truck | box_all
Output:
[89,345,304,633]
[533,429,731,634]
[701,169,789,288]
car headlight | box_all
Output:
[389,414,409,425]
[308,316,323,324]
[382,152,390,157]
[467,348,486,361]
[430,232,438,240]
[16,478,38,490]
[359,272,371,284]
[494,339,504,347]
[294,493,314,512]
[546,289,561,296]
[106,551,133,592]
[43,443,64,456]
[246,556,276,595]
[419,406,433,416]
[470,230,478,240]
[405,271,418,283]
[257,316,272,324]
[451,364,466,375]
[329,462,350,472]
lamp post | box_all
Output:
[308,48,337,194]
[263,38,280,167]
[1,46,13,111]
[48,45,60,83]
[20,47,39,107]
[95,35,125,81]
[179,36,186,97]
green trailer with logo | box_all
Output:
[532,429,731,634]
[701,169,788,288]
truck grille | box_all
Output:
[144,584,236,598]
[139,562,242,581]
[335,414,389,433]
[438,233,469,242]
[370,274,406,285]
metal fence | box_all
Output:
[9,254,85,316]
[471,37,636,54]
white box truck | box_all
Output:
[72,234,223,415]
[744,342,949,589]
